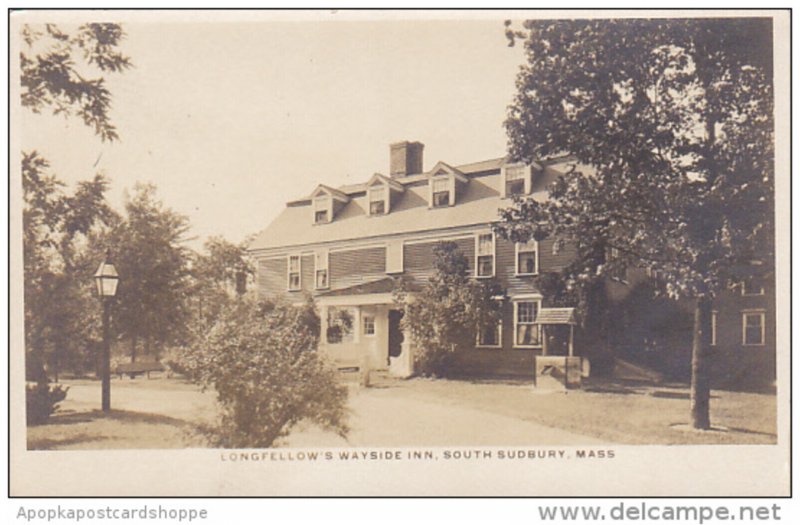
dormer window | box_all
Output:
[310,185,350,225]
[431,177,450,208]
[427,162,469,208]
[314,196,330,224]
[502,163,533,198]
[369,186,386,215]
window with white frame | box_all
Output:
[363,315,376,336]
[477,318,502,348]
[711,310,718,346]
[288,254,301,290]
[476,233,495,277]
[431,177,450,207]
[314,196,330,224]
[552,239,563,255]
[741,278,765,296]
[514,300,541,347]
[516,240,538,275]
[314,250,329,289]
[369,186,386,215]
[742,311,765,346]
[504,165,528,197]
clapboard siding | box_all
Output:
[403,236,475,283]
[330,246,386,290]
[256,254,313,301]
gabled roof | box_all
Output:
[310,184,350,202]
[249,160,575,252]
[366,173,405,193]
[427,161,469,183]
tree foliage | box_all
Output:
[104,184,192,361]
[23,151,116,381]
[179,299,347,448]
[21,23,132,142]
[395,242,501,376]
[498,18,774,428]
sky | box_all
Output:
[18,14,525,248]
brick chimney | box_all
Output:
[390,141,424,177]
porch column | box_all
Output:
[541,326,548,356]
[568,325,574,357]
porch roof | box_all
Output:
[535,307,577,325]
[318,277,416,298]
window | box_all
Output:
[369,186,386,215]
[288,255,301,290]
[476,233,495,277]
[327,307,355,344]
[742,311,765,346]
[477,319,502,348]
[608,247,627,282]
[514,301,541,347]
[711,310,718,346]
[741,279,765,296]
[314,196,329,224]
[504,165,527,197]
[516,240,538,275]
[386,240,404,274]
[314,250,329,289]
[363,315,376,336]
[552,239,562,255]
[432,177,450,207]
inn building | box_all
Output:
[248,141,775,386]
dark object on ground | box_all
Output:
[26,383,69,426]
[116,361,165,379]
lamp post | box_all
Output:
[94,251,119,413]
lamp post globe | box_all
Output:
[94,252,118,413]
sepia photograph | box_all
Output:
[8,8,790,497]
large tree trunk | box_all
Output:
[691,296,713,429]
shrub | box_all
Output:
[26,382,69,426]
[180,298,347,448]
[395,242,501,376]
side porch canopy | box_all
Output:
[534,307,577,356]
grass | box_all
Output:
[397,378,777,445]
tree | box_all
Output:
[498,18,773,428]
[105,184,192,362]
[23,151,115,382]
[21,22,130,384]
[395,242,501,376]
[21,23,132,142]
[179,298,347,448]
[187,237,254,332]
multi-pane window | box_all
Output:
[369,186,386,215]
[742,311,765,346]
[314,196,329,224]
[314,250,329,289]
[432,177,450,207]
[476,233,495,277]
[477,319,502,348]
[505,165,527,196]
[516,240,538,275]
[288,255,301,290]
[326,307,355,344]
[741,279,765,296]
[515,301,541,347]
[363,315,376,336]
[552,239,563,255]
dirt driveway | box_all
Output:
[29,377,601,449]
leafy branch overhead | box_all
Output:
[20,23,132,142]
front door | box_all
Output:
[388,309,405,363]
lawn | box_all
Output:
[26,375,777,450]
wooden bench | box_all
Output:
[115,361,165,379]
